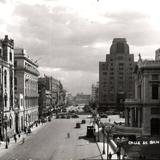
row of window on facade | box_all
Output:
[102,62,133,70]
[0,49,13,62]
[25,99,38,108]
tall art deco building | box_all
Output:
[99,38,135,111]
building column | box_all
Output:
[130,108,135,127]
[125,107,129,126]
[138,108,141,128]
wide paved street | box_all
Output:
[0,115,102,160]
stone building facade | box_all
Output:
[125,53,160,136]
[38,76,66,112]
[0,35,15,139]
[99,38,135,111]
[14,48,39,130]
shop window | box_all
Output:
[152,84,158,99]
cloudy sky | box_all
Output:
[0,0,160,95]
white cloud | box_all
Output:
[1,0,160,94]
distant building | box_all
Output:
[125,53,160,136]
[155,48,160,60]
[65,93,74,106]
[0,35,15,139]
[14,48,39,130]
[74,93,90,105]
[99,38,135,111]
[91,82,99,104]
[38,76,66,112]
[38,80,52,118]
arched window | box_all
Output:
[10,52,12,62]
[4,70,7,88]
[14,77,17,86]
[9,116,12,128]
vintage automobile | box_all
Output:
[86,125,95,138]
[76,122,81,128]
[81,119,86,124]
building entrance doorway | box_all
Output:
[15,113,19,133]
[151,118,160,135]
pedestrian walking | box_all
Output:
[67,132,70,138]
[7,136,10,145]
[14,134,17,143]
[108,152,112,160]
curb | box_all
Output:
[96,141,104,160]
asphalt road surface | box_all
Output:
[0,115,102,160]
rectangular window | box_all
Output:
[151,108,160,114]
[152,75,159,80]
[103,72,107,75]
[10,52,12,61]
[14,61,17,67]
[119,63,124,66]
[116,42,125,53]
[152,84,159,99]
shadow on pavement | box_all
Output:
[78,135,96,143]
[78,154,102,160]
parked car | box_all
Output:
[100,114,108,118]
[56,115,59,119]
[41,118,47,123]
[76,122,81,128]
[81,119,86,124]
[66,114,70,119]
[61,114,66,119]
[72,114,79,118]
[48,116,51,121]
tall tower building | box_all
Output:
[99,38,135,111]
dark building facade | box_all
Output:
[38,79,52,118]
[99,38,135,111]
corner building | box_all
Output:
[0,35,15,139]
[125,53,160,136]
[99,38,135,111]
[14,48,39,129]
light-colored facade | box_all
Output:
[0,35,15,139]
[125,53,160,136]
[99,38,135,111]
[74,93,90,105]
[14,48,39,129]
[91,82,99,104]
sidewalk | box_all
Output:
[94,124,123,160]
[0,119,49,158]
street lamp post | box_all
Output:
[116,137,121,160]
[97,122,100,142]
[4,115,8,149]
[102,125,105,154]
[106,125,113,160]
